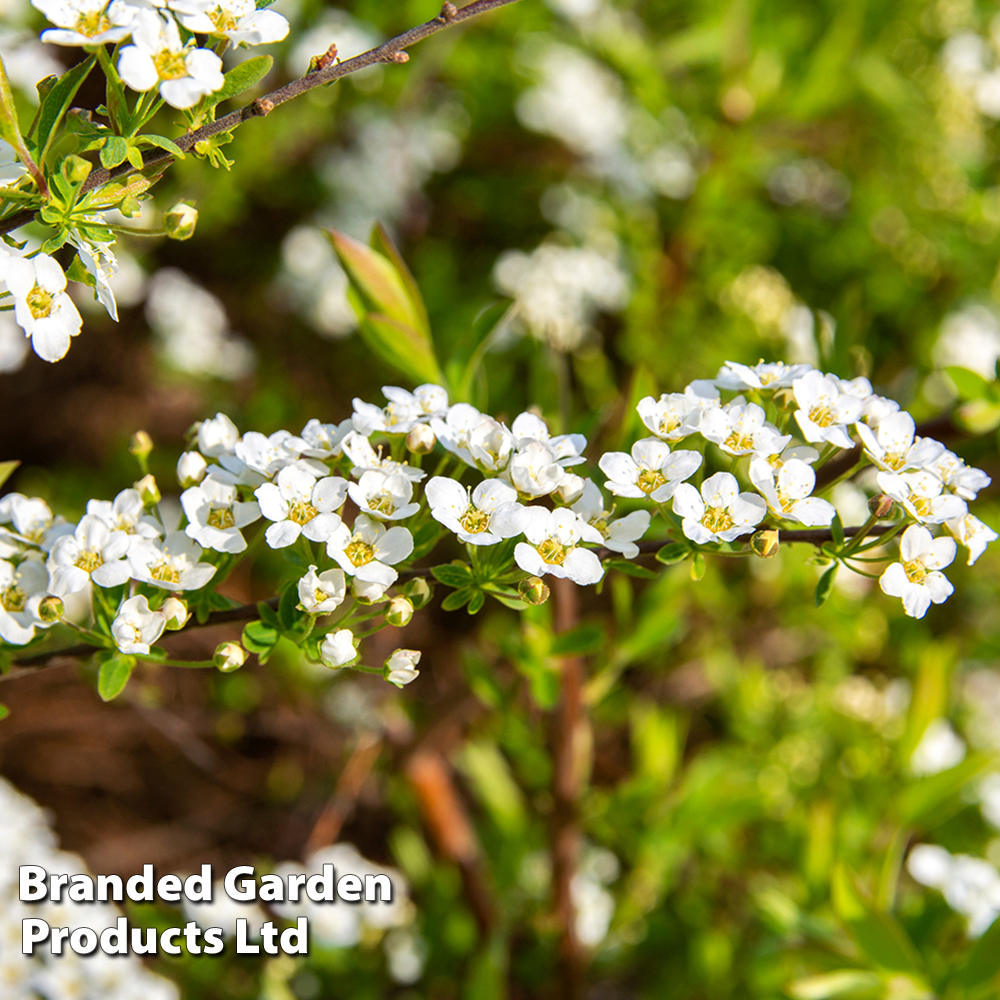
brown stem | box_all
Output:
[551,577,586,1000]
[0,0,524,236]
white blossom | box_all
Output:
[219,430,321,486]
[32,0,136,46]
[425,477,519,545]
[118,11,224,110]
[748,458,836,526]
[671,472,766,544]
[86,488,161,539]
[69,232,119,321]
[347,471,420,522]
[911,718,966,776]
[700,400,790,457]
[879,524,956,618]
[925,449,991,501]
[321,628,357,667]
[181,476,260,553]
[385,648,421,686]
[792,369,865,449]
[511,412,587,466]
[0,252,82,362]
[340,431,426,482]
[571,480,651,559]
[636,390,711,441]
[326,514,413,600]
[877,471,968,525]
[298,565,347,614]
[492,506,604,585]
[177,450,208,488]
[255,467,347,547]
[429,403,486,465]
[196,412,240,458]
[300,418,353,458]
[715,360,812,391]
[47,514,132,595]
[128,531,216,591]
[468,419,514,473]
[507,441,568,499]
[172,0,289,46]
[946,513,998,565]
[0,558,50,644]
[111,594,166,655]
[855,412,944,473]
[598,438,701,503]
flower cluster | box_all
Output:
[0,361,995,691]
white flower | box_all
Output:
[118,11,224,110]
[196,412,240,458]
[511,412,587,466]
[47,514,132,595]
[340,431,426,482]
[385,648,421,686]
[877,471,968,525]
[598,438,702,503]
[925,449,991,501]
[879,524,956,618]
[700,401,790,457]
[0,558,51,645]
[347,471,420,522]
[297,565,347,614]
[911,719,966,776]
[177,450,208,488]
[492,506,604,585]
[671,472,767,544]
[468,419,514,473]
[571,480,651,559]
[111,595,166,655]
[792,370,865,449]
[33,0,136,46]
[1,252,82,362]
[1,494,72,548]
[300,418,353,458]
[748,457,836,526]
[320,628,357,667]
[855,412,944,473]
[0,139,26,186]
[384,384,449,419]
[172,0,289,46]
[636,392,706,441]
[507,442,567,498]
[425,477,519,545]
[946,513,998,565]
[326,514,413,598]
[86,488,161,539]
[255,467,347,547]
[859,393,901,427]
[217,429,320,486]
[430,403,486,465]
[715,360,812,391]
[181,476,261,553]
[69,232,119,321]
[128,531,216,591]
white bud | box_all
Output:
[406,424,437,455]
[320,629,356,667]
[177,450,207,488]
[164,202,198,240]
[161,597,189,630]
[214,642,246,672]
[384,648,421,687]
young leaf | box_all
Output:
[0,55,45,194]
[607,559,657,578]
[944,365,990,401]
[97,654,135,702]
[656,541,690,565]
[371,222,430,337]
[0,460,19,490]
[139,134,184,158]
[815,564,837,606]
[99,135,128,169]
[242,620,279,663]
[33,55,96,161]
[690,551,706,580]
[442,587,475,611]
[467,590,485,614]
[202,55,274,111]
[551,623,606,657]
[830,512,844,548]
[431,562,475,588]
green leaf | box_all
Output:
[138,134,184,158]
[442,587,475,612]
[551,623,606,657]
[815,564,837,606]
[0,460,20,490]
[831,513,844,548]
[371,222,430,338]
[467,590,485,614]
[125,144,143,170]
[0,703,8,721]
[431,562,475,588]
[690,551,706,580]
[33,55,96,160]
[787,971,882,999]
[831,864,924,976]
[607,559,657,578]
[958,912,1000,990]
[99,136,128,169]
[0,55,43,192]
[97,654,135,702]
[898,753,991,825]
[202,55,273,111]
[656,541,691,565]
[945,366,991,400]
[257,600,282,631]
[242,619,279,662]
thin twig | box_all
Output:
[0,0,524,236]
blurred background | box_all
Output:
[2,0,1000,996]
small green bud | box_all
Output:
[129,430,153,462]
[518,576,550,606]
[385,596,414,628]
[214,642,247,672]
[161,597,189,631]
[134,474,160,507]
[400,577,433,610]
[750,529,780,559]
[868,494,894,519]
[406,424,436,455]
[36,595,64,623]
[164,202,198,241]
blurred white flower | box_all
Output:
[933,303,1000,380]
[910,718,966,775]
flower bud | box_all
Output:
[214,642,246,672]
[320,629,356,667]
[868,494,894,519]
[129,430,154,462]
[406,424,436,455]
[134,474,160,507]
[384,649,421,687]
[556,474,585,506]
[164,202,198,241]
[750,529,780,559]
[518,576,550,606]
[160,597,189,631]
[401,577,432,610]
[36,595,64,623]
[385,596,414,628]
[177,450,208,488]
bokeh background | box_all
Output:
[2,0,1000,996]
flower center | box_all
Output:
[206,505,235,529]
[777,493,795,514]
[723,432,755,453]
[807,404,836,428]
[537,537,569,565]
[75,549,104,574]
[313,588,330,604]
[910,495,933,519]
[368,493,397,517]
[702,506,734,534]
[1,585,26,613]
[902,559,928,584]
[460,507,491,534]
[288,500,318,526]
[636,469,668,494]
[883,452,906,471]
[154,50,189,82]
[209,6,239,32]
[149,561,181,586]
[345,539,375,567]
[26,284,54,320]
[75,9,112,36]
[659,414,680,435]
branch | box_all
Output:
[0,0,524,237]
